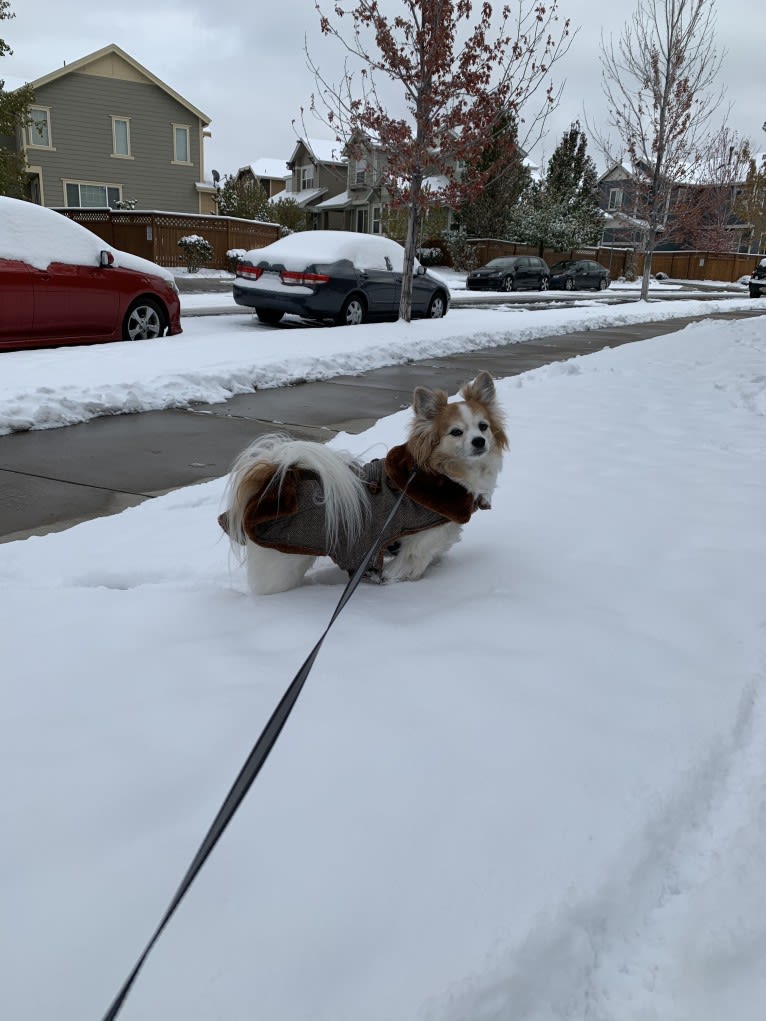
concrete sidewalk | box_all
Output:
[0,310,759,542]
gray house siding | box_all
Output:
[27,73,203,212]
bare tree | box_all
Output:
[669,128,752,252]
[307,0,573,320]
[598,0,726,299]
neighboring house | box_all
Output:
[597,159,762,254]
[234,158,289,199]
[10,43,215,213]
[313,132,457,237]
[278,136,347,225]
[314,134,387,233]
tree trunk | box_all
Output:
[640,226,657,301]
[399,178,422,322]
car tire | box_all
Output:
[598,278,608,291]
[427,292,447,319]
[336,295,366,326]
[564,278,575,291]
[123,298,165,341]
[539,277,550,291]
[255,308,284,325]
[502,275,515,292]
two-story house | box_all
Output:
[279,137,347,225]
[10,43,214,213]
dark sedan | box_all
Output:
[747,258,766,298]
[0,197,182,352]
[233,231,450,325]
[549,259,611,291]
[466,256,550,292]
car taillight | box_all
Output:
[280,270,330,286]
[237,264,263,280]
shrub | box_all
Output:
[416,246,446,267]
[178,234,213,273]
[226,248,247,273]
[442,229,478,272]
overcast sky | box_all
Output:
[2,0,762,180]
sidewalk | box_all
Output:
[0,310,759,542]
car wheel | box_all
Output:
[502,275,515,292]
[564,278,575,291]
[255,308,284,325]
[539,276,549,291]
[123,298,165,340]
[427,292,447,318]
[598,277,608,291]
[336,295,366,326]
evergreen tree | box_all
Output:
[458,110,531,239]
[0,1,34,198]
[509,122,602,255]
[215,174,272,221]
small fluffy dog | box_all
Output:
[219,371,507,594]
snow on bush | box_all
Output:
[178,234,213,274]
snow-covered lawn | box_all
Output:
[1,307,765,1020]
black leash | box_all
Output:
[99,469,416,1021]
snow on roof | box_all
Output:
[245,158,290,179]
[0,197,174,281]
[276,186,327,208]
[315,190,351,210]
[244,229,413,273]
[296,136,346,165]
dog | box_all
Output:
[218,371,507,594]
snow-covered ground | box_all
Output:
[1,296,765,1020]
[0,281,758,435]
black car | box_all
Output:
[232,230,450,325]
[466,256,550,292]
[548,259,611,291]
[747,258,766,298]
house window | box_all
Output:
[65,181,122,208]
[355,159,368,185]
[173,124,191,164]
[608,188,623,211]
[300,165,315,190]
[355,207,368,233]
[371,205,381,234]
[28,107,52,148]
[112,117,132,158]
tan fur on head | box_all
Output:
[407,371,508,470]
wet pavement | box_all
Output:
[0,310,760,542]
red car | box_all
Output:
[0,197,182,351]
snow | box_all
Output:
[0,280,757,436]
[1,253,766,1020]
[0,197,176,282]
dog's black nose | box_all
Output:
[472,436,486,449]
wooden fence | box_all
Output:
[53,209,280,270]
[466,238,763,283]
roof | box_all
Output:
[240,158,290,180]
[270,187,327,208]
[314,189,374,210]
[287,136,346,167]
[18,43,211,125]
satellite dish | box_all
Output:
[212,169,221,186]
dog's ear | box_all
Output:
[461,371,496,406]
[413,386,448,420]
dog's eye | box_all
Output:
[478,422,489,432]
[449,427,463,437]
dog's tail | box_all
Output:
[223,433,369,555]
